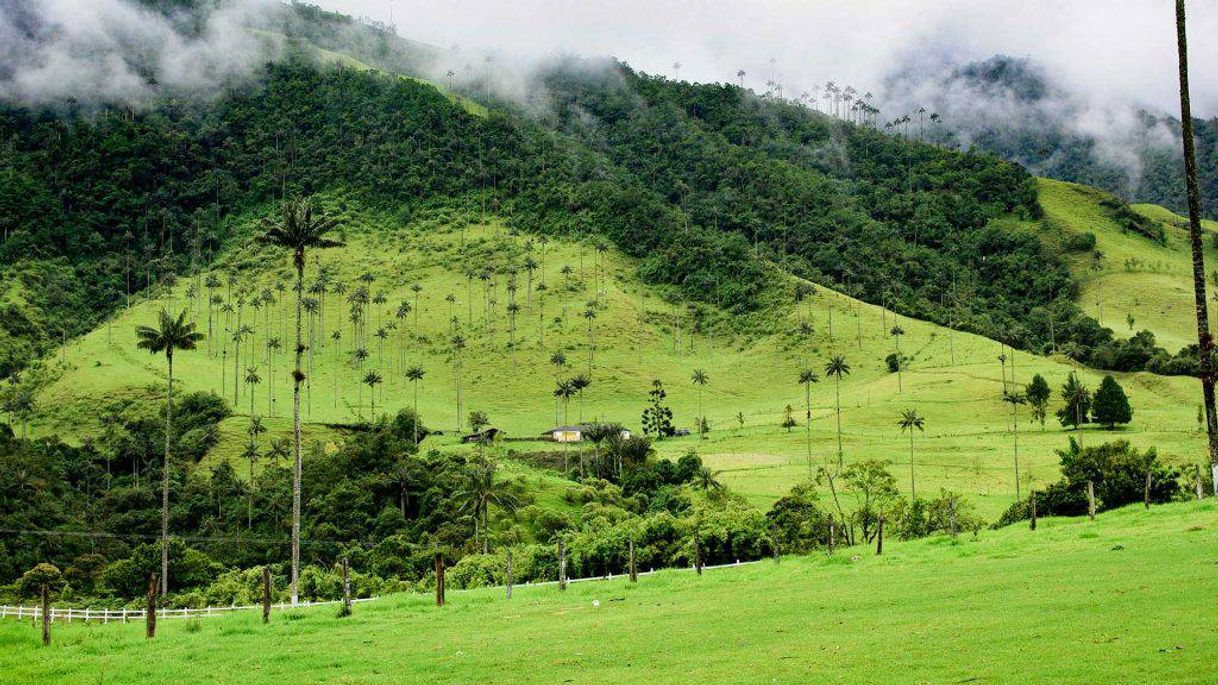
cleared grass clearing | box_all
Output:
[1038,177,1218,351]
[2,500,1213,684]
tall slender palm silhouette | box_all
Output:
[244,366,261,419]
[260,197,342,607]
[1176,0,1218,486]
[135,309,203,595]
[691,369,709,437]
[824,356,851,465]
[890,325,906,393]
[798,368,819,474]
[405,365,426,446]
[363,370,383,420]
[898,409,926,500]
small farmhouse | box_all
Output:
[541,424,632,443]
[461,427,501,444]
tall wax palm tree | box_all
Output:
[244,415,266,527]
[405,365,426,446]
[798,369,819,474]
[553,380,576,472]
[507,302,521,347]
[241,440,260,528]
[265,338,281,416]
[363,370,383,420]
[244,366,261,419]
[451,335,466,433]
[1004,391,1027,500]
[998,351,1009,395]
[890,325,905,393]
[1176,0,1218,488]
[404,283,420,336]
[231,325,253,407]
[571,373,591,423]
[135,309,204,595]
[523,256,538,307]
[691,369,709,438]
[260,197,343,607]
[897,409,925,500]
[351,347,370,416]
[583,306,597,374]
[824,356,851,465]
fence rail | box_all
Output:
[0,558,763,624]
[0,597,377,624]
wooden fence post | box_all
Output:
[1144,471,1152,509]
[1087,480,1096,521]
[434,550,445,607]
[628,536,638,583]
[339,558,352,617]
[145,573,158,639]
[40,585,50,647]
[693,529,703,576]
[558,539,567,591]
[875,514,884,556]
[262,567,272,624]
[505,548,513,600]
[949,500,958,538]
[1030,492,1038,531]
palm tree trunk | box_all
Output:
[413,383,420,447]
[908,432,916,500]
[834,378,843,466]
[1013,401,1021,500]
[1177,0,1218,489]
[291,256,304,607]
[161,353,173,596]
[804,386,812,475]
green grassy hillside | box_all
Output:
[1038,178,1218,352]
[27,197,1208,520]
[3,500,1213,684]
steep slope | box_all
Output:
[1038,178,1218,353]
[34,200,1206,520]
[884,54,1218,220]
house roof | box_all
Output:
[541,425,633,435]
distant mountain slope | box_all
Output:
[0,9,1199,383]
[884,55,1218,220]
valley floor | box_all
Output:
[3,501,1214,684]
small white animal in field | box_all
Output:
[592,600,600,608]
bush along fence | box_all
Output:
[9,484,1191,645]
[6,537,773,639]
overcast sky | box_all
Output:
[316,0,1218,116]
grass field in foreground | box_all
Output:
[24,201,1212,520]
[2,501,1213,684]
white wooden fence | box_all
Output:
[0,597,377,624]
[0,558,763,624]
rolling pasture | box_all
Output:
[31,196,1208,520]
